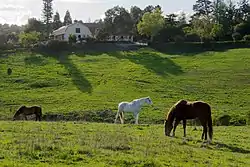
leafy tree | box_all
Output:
[191,17,214,42]
[103,6,133,35]
[210,23,224,40]
[137,8,165,42]
[193,0,213,17]
[53,12,62,30]
[42,0,53,37]
[18,31,41,47]
[64,10,72,26]
[24,18,44,33]
[177,12,187,26]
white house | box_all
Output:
[51,22,93,41]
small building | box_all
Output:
[52,22,93,41]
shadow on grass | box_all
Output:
[151,42,250,56]
[213,142,250,154]
[76,44,184,77]
[24,53,48,66]
[35,50,92,94]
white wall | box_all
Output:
[64,23,93,41]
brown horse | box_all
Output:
[164,100,213,141]
[13,105,42,121]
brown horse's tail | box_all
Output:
[208,115,213,141]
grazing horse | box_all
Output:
[164,100,213,142]
[114,97,153,124]
[13,105,42,121]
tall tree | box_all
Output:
[177,12,187,26]
[63,10,73,25]
[42,0,53,37]
[24,18,44,33]
[137,8,165,42]
[193,0,213,18]
[103,6,133,35]
[53,12,62,30]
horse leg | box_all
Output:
[114,109,121,124]
[172,119,180,137]
[201,123,208,141]
[183,119,187,137]
[120,112,125,124]
[134,112,139,125]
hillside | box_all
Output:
[0,46,250,124]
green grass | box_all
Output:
[0,122,249,166]
[0,47,250,123]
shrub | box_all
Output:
[174,35,184,43]
[43,40,69,51]
[216,114,232,126]
[232,32,241,41]
[18,31,40,47]
[68,34,77,44]
[243,34,250,41]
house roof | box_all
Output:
[52,25,68,35]
[52,22,101,36]
[82,23,101,36]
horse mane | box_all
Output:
[166,100,188,121]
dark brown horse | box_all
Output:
[164,100,213,141]
[13,105,42,121]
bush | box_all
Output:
[174,35,184,43]
[18,31,40,47]
[232,32,242,41]
[243,34,250,41]
[215,114,232,126]
[68,34,77,44]
[41,40,69,51]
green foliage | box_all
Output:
[0,122,249,166]
[63,10,72,26]
[18,31,41,47]
[42,0,53,36]
[232,32,242,41]
[243,34,250,41]
[44,40,69,51]
[53,12,62,30]
[137,8,165,41]
[210,23,224,39]
[68,34,77,44]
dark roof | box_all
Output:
[83,23,101,35]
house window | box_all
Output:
[76,28,80,33]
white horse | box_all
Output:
[114,97,153,124]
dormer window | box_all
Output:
[76,28,80,33]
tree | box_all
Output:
[42,0,53,37]
[177,12,187,26]
[210,23,224,40]
[193,0,213,17]
[53,12,62,30]
[191,17,214,42]
[18,31,41,47]
[64,10,72,26]
[103,6,133,35]
[24,18,44,33]
[137,8,165,42]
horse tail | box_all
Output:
[208,114,213,141]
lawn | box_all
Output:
[0,47,249,124]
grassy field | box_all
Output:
[0,121,249,167]
[0,46,250,124]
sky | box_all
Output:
[0,0,197,25]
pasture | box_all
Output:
[0,46,249,124]
[0,122,249,166]
[0,45,250,166]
